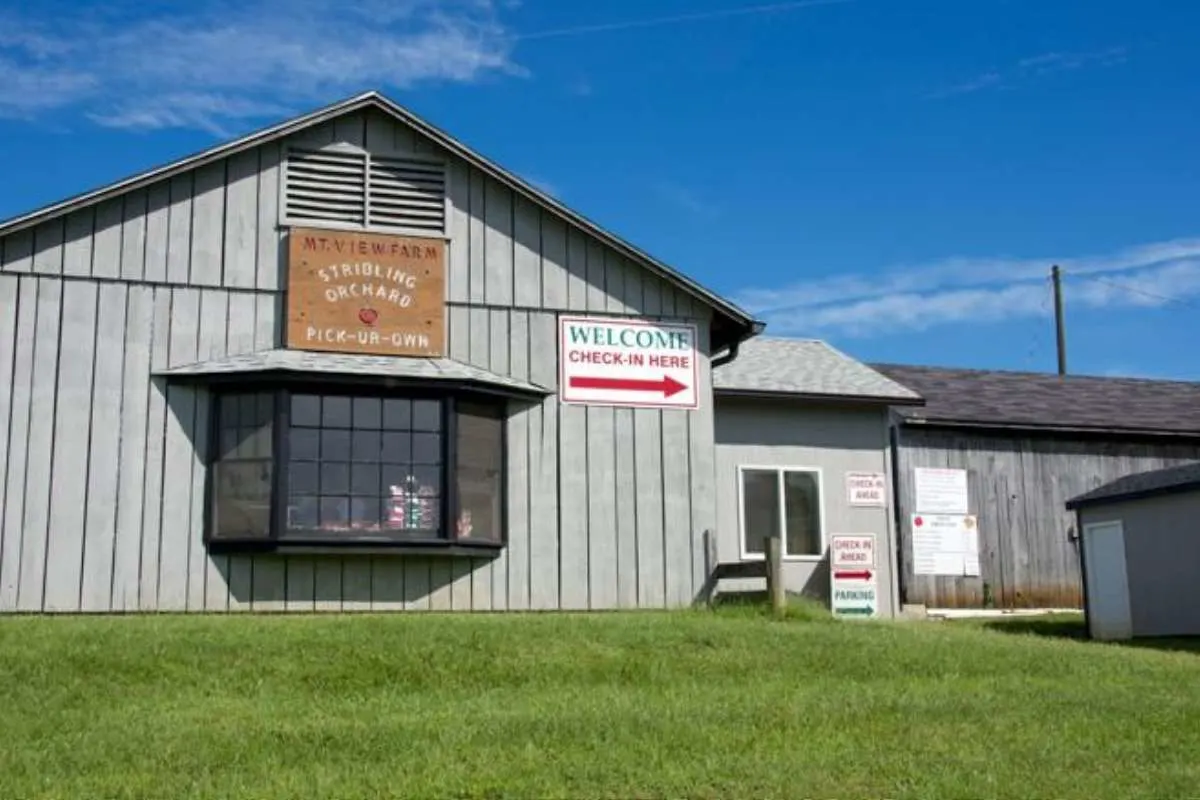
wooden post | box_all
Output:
[767,536,786,616]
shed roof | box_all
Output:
[157,350,549,398]
[873,363,1200,438]
[0,91,761,348]
[713,337,923,405]
[1066,461,1200,510]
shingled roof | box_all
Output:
[714,338,923,405]
[1066,461,1200,509]
[873,363,1200,438]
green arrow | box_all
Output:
[836,606,875,616]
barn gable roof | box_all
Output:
[874,363,1200,438]
[0,90,760,346]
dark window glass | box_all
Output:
[351,463,380,496]
[741,469,780,557]
[383,398,411,430]
[353,397,382,429]
[281,392,450,539]
[291,394,321,427]
[321,462,350,495]
[413,400,441,432]
[289,461,319,495]
[382,431,411,462]
[352,430,381,462]
[322,396,352,428]
[211,391,275,540]
[289,428,320,461]
[413,433,440,464]
[321,429,351,461]
[783,471,822,557]
[455,402,503,542]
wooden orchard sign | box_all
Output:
[286,227,445,357]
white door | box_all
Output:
[1082,521,1132,640]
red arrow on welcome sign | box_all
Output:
[568,374,688,398]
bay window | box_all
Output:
[207,385,506,552]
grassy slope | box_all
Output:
[1,608,1198,799]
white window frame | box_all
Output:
[736,464,826,562]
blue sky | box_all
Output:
[2,0,1199,379]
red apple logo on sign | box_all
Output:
[358,307,379,326]
[914,516,924,527]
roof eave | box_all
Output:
[1065,481,1200,511]
[714,387,925,407]
[895,415,1200,440]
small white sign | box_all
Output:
[914,467,969,515]
[831,534,876,569]
[846,471,887,507]
[831,571,878,619]
[559,316,699,410]
[911,513,980,576]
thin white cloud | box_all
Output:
[929,45,1127,100]
[0,1,522,133]
[652,182,719,218]
[735,239,1200,337]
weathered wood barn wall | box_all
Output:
[876,364,1200,609]
[0,94,739,613]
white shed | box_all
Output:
[1066,462,1200,640]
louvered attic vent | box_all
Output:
[284,147,446,234]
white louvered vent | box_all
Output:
[284,147,446,234]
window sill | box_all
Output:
[206,537,504,558]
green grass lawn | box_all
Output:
[2,605,1199,799]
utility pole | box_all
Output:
[1051,264,1067,375]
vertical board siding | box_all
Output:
[189,162,226,287]
[256,143,282,291]
[506,310,531,610]
[157,288,200,610]
[527,312,560,610]
[194,290,228,611]
[91,201,123,278]
[111,286,154,611]
[33,220,65,275]
[63,209,95,278]
[586,405,617,609]
[895,428,1200,609]
[223,150,260,289]
[0,277,37,608]
[483,177,514,307]
[138,288,171,609]
[0,228,33,273]
[613,408,638,607]
[17,278,63,610]
[634,410,666,608]
[0,277,19,603]
[79,283,127,611]
[43,280,98,610]
[166,174,194,285]
[661,409,693,607]
[120,191,148,281]
[143,183,171,283]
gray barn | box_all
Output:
[1067,462,1200,640]
[874,364,1200,610]
[0,91,765,614]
